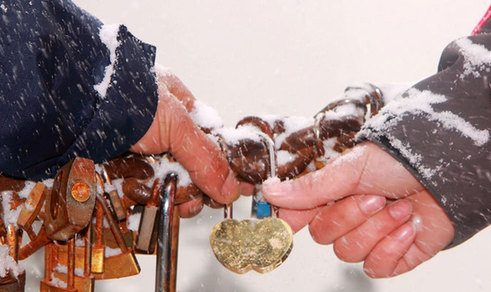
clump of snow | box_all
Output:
[273,116,314,149]
[105,246,122,257]
[276,150,297,167]
[190,100,224,130]
[1,191,22,227]
[318,137,342,163]
[17,181,36,199]
[322,103,364,121]
[53,264,67,274]
[94,24,121,98]
[50,273,67,288]
[455,37,491,78]
[376,83,412,104]
[148,156,192,188]
[127,211,142,232]
[213,125,264,146]
[0,245,24,278]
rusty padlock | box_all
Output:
[40,236,94,292]
[17,182,46,240]
[44,157,96,241]
[92,194,140,280]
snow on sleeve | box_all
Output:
[360,88,490,147]
[94,24,121,98]
[0,245,24,278]
[455,37,491,79]
[358,87,489,180]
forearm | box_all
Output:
[359,32,491,247]
[0,0,158,180]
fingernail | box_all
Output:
[357,195,386,216]
[393,223,414,241]
[388,200,412,220]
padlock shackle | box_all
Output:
[155,173,179,292]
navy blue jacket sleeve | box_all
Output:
[0,0,159,180]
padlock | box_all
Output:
[0,272,26,292]
[134,180,160,254]
[44,158,96,241]
[17,182,46,240]
[100,169,127,222]
[0,224,25,292]
[92,194,140,280]
[90,200,105,274]
[210,133,293,274]
[40,236,94,292]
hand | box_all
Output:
[262,142,454,278]
[130,67,241,217]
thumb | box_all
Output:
[131,81,240,204]
[263,142,424,209]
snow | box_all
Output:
[127,211,142,231]
[213,125,264,146]
[361,88,490,147]
[149,156,192,188]
[455,37,491,78]
[0,191,22,227]
[273,116,314,149]
[190,100,224,130]
[94,24,121,98]
[17,181,36,199]
[105,246,122,257]
[276,150,297,167]
[0,245,23,278]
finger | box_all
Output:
[363,222,416,278]
[333,199,413,263]
[239,181,255,196]
[203,195,224,209]
[178,195,204,218]
[309,195,386,244]
[154,65,195,111]
[132,91,240,204]
[278,208,319,233]
[263,142,423,209]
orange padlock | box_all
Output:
[44,157,96,241]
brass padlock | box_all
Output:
[40,237,93,292]
[92,194,140,280]
[44,158,96,241]
[210,133,293,274]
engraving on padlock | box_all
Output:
[44,157,96,241]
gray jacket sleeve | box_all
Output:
[358,31,491,248]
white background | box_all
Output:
[26,1,491,291]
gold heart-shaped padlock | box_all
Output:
[209,217,293,274]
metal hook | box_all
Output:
[155,173,179,292]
